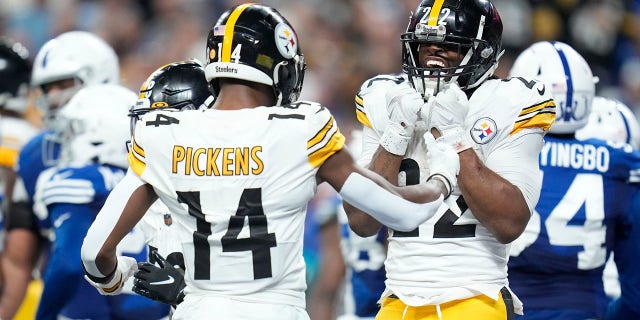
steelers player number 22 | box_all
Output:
[177,188,277,280]
[393,158,476,238]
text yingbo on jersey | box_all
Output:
[172,145,264,176]
[539,141,611,172]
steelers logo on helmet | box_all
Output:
[275,22,298,59]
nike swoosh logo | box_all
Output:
[537,86,545,95]
[54,212,72,228]
[149,276,175,285]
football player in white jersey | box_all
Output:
[344,0,556,319]
[508,42,640,320]
[80,3,460,320]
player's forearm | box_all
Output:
[458,149,530,244]
[343,197,385,236]
[82,171,154,279]
[0,265,31,319]
[0,231,38,319]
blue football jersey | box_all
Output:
[508,136,640,319]
[35,164,169,320]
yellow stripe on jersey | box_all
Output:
[428,0,446,26]
[132,139,145,157]
[222,3,254,62]
[308,116,336,149]
[355,94,372,128]
[308,116,345,167]
[308,129,345,168]
[511,99,556,135]
[0,147,18,167]
[128,139,146,176]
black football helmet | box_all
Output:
[0,37,31,114]
[204,3,306,106]
[129,60,215,133]
[402,0,503,94]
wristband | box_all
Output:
[428,173,453,198]
[380,122,412,156]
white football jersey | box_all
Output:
[355,75,555,309]
[128,102,345,308]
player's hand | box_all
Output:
[133,250,186,306]
[84,256,138,296]
[423,83,474,153]
[424,132,459,198]
[380,83,424,155]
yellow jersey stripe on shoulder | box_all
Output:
[511,99,556,135]
[128,149,146,177]
[128,139,146,176]
[308,129,345,168]
[308,116,335,149]
[355,94,372,128]
[132,139,145,158]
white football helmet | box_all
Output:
[509,41,596,134]
[56,84,135,169]
[32,31,119,125]
[576,96,640,149]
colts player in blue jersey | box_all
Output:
[33,84,169,320]
[575,97,640,320]
[0,31,122,319]
[508,41,640,320]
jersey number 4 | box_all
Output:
[177,188,277,280]
[510,173,607,270]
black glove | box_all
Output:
[133,250,186,306]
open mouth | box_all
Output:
[424,57,447,69]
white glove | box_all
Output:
[423,83,474,153]
[424,132,459,198]
[379,83,424,155]
[85,256,138,296]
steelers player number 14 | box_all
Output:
[177,188,277,280]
